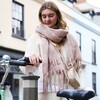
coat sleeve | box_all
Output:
[20,34,42,74]
[25,34,41,57]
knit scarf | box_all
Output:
[36,24,81,93]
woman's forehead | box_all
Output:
[41,9,56,14]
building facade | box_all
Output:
[0,0,42,99]
[0,0,100,100]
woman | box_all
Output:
[24,1,82,100]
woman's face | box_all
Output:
[41,9,58,28]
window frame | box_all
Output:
[12,0,24,39]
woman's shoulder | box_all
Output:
[67,33,74,38]
[28,33,41,41]
[66,33,78,47]
[67,33,77,42]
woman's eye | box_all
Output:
[42,13,55,18]
[42,15,46,18]
[48,14,54,17]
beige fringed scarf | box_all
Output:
[36,24,81,93]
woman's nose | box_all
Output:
[45,16,50,20]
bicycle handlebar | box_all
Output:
[0,56,42,66]
[10,57,42,66]
[0,55,42,86]
[9,59,29,66]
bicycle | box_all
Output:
[0,55,33,100]
[57,86,95,100]
[0,55,95,100]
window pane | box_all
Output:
[92,39,96,64]
[92,73,96,93]
[75,32,81,50]
[12,3,15,11]
[19,6,22,13]
[19,14,22,21]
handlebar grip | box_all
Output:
[9,57,42,66]
[9,60,29,66]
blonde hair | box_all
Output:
[39,1,67,29]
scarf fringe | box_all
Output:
[43,58,81,93]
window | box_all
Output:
[12,1,24,38]
[91,39,96,64]
[75,31,81,50]
[92,72,96,94]
[13,79,19,100]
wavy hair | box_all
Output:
[39,1,67,29]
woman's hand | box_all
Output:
[29,54,42,66]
